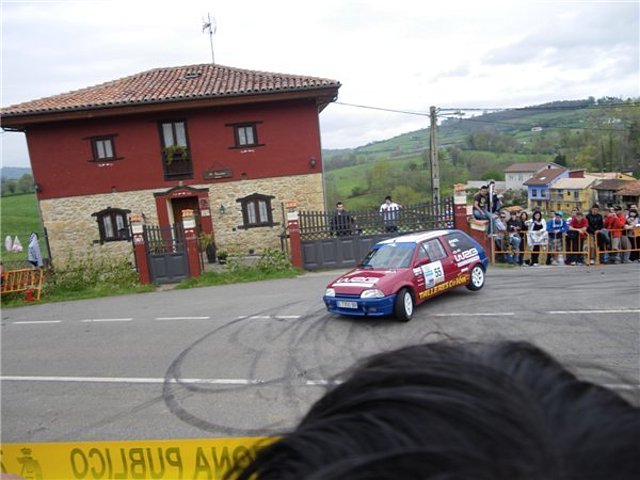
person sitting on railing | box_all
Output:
[471,186,494,233]
[546,211,568,265]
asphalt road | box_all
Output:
[2,263,639,443]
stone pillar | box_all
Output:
[182,209,202,278]
[453,184,492,257]
[130,213,151,284]
[453,183,470,234]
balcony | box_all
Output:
[163,148,193,180]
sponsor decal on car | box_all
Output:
[420,261,444,288]
[418,274,470,300]
[333,276,380,288]
[453,248,480,268]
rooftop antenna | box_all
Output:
[202,13,216,64]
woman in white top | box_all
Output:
[527,210,548,266]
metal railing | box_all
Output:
[491,227,640,265]
[298,198,455,241]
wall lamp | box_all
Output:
[309,157,317,168]
[34,183,42,193]
[219,204,226,215]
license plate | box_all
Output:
[337,300,358,309]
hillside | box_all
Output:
[322,97,640,209]
[1,166,31,180]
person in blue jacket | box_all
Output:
[546,211,568,265]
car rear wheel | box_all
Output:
[394,288,414,322]
[466,264,485,291]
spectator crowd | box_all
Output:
[472,183,639,266]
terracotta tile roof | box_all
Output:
[522,167,566,186]
[504,162,559,173]
[593,179,635,191]
[1,64,341,117]
[616,180,640,196]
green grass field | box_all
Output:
[0,193,46,264]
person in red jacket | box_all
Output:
[567,210,588,265]
[604,206,627,263]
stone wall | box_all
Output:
[39,173,324,266]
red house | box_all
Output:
[1,64,341,269]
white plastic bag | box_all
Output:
[12,236,23,253]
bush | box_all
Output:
[44,253,140,296]
[256,248,292,272]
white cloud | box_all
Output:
[1,0,638,166]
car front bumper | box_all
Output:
[323,294,396,317]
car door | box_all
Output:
[413,237,455,303]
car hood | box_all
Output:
[328,268,402,294]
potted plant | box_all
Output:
[163,145,189,165]
[198,233,217,264]
[217,250,228,264]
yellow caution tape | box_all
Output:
[1,436,270,479]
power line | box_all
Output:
[335,101,638,117]
[334,102,430,116]
[334,101,636,132]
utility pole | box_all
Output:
[429,106,440,208]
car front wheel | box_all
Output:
[394,288,414,322]
[466,264,485,291]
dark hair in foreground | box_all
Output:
[227,340,639,479]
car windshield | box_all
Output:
[359,242,416,269]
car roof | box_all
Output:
[377,229,457,245]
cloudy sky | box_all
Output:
[1,0,638,168]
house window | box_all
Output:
[90,136,117,161]
[159,120,192,179]
[532,189,537,197]
[237,125,256,146]
[227,121,264,148]
[92,208,131,242]
[236,193,277,228]
[161,120,188,148]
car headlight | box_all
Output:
[361,289,385,299]
[325,288,336,297]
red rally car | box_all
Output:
[323,229,488,322]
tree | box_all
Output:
[554,153,567,166]
[481,170,504,181]
[17,174,34,194]
[1,178,17,195]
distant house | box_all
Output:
[615,180,640,207]
[549,175,598,213]
[523,167,568,211]
[589,172,636,181]
[0,64,341,266]
[504,162,563,191]
[592,179,636,207]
